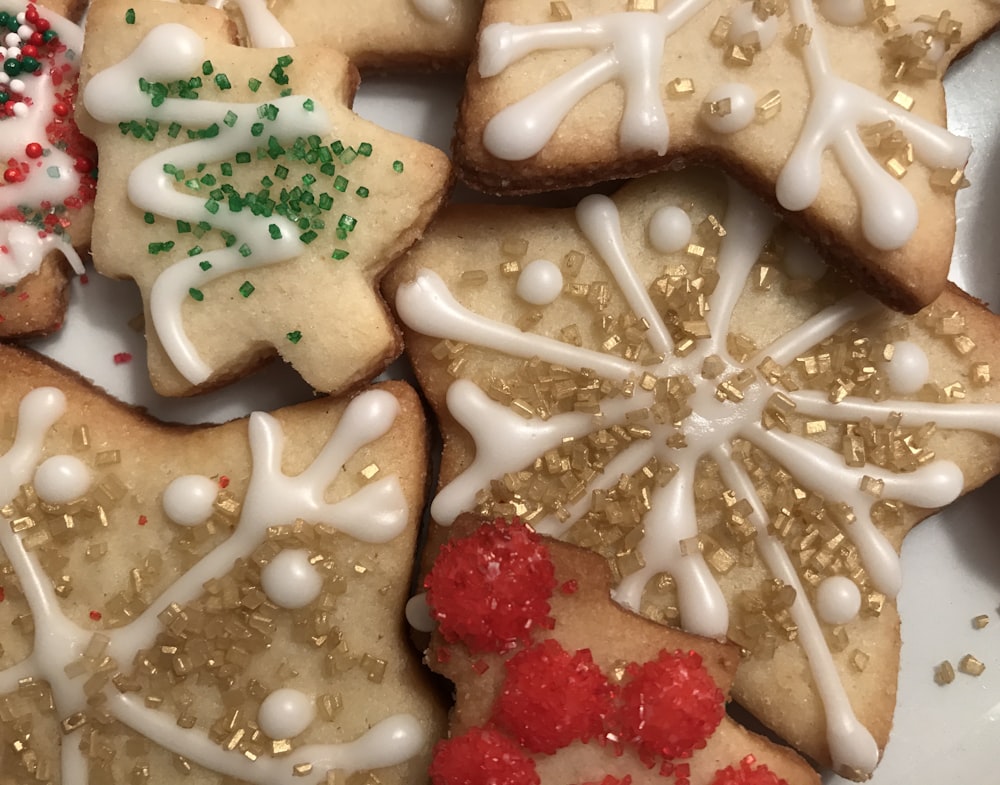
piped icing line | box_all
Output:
[478,0,711,160]
[0,387,423,785]
[82,23,331,384]
[714,444,881,776]
[206,0,295,47]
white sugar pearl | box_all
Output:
[882,341,930,395]
[34,455,93,504]
[648,206,692,254]
[261,549,324,609]
[816,576,862,625]
[162,475,218,526]
[701,83,756,134]
[9,78,25,93]
[516,259,563,305]
[259,689,315,740]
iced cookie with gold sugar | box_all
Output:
[455,0,1000,312]
[0,0,96,338]
[0,342,445,785]
[77,0,451,396]
[420,515,820,785]
[206,0,484,71]
[385,169,1000,779]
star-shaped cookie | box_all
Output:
[455,0,1000,312]
[0,342,445,785]
[77,0,452,396]
[0,0,96,338]
[384,169,1000,778]
[421,515,820,785]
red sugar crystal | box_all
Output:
[425,519,556,653]
[493,638,615,754]
[430,727,539,785]
[709,756,789,785]
[617,649,724,762]
[579,777,632,785]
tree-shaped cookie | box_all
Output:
[76,0,452,397]
[201,0,484,70]
[0,343,445,785]
[0,0,96,337]
[384,169,1000,779]
[456,0,1000,312]
[422,515,820,785]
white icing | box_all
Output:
[817,0,867,26]
[701,83,756,134]
[648,205,692,254]
[261,548,324,609]
[727,2,779,48]
[516,258,563,305]
[411,0,455,23]
[162,474,218,526]
[393,174,1000,776]
[82,24,331,385]
[405,592,435,633]
[33,454,92,503]
[0,223,85,287]
[0,387,424,784]
[259,688,315,739]
[882,340,930,395]
[816,575,862,625]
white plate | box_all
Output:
[25,26,1000,785]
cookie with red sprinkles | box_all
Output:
[0,0,96,338]
[76,0,451,396]
[424,516,818,785]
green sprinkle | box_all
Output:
[335,227,347,240]
[333,175,348,193]
[302,98,314,112]
[199,261,212,271]
[320,162,336,177]
[236,151,252,164]
[319,193,333,211]
[125,8,135,24]
[302,173,316,187]
[251,123,264,137]
[168,122,181,138]
[259,103,279,121]
[202,60,214,76]
[392,160,404,173]
[223,110,238,128]
[331,141,344,155]
[214,73,232,90]
[338,214,357,233]
[221,231,237,247]
[205,200,220,215]
[268,224,283,239]
[274,165,289,180]
[248,77,262,92]
[184,179,201,191]
[286,330,303,344]
[277,55,294,67]
[147,241,175,255]
[239,281,255,298]
[299,230,317,244]
[177,220,191,233]
[357,142,373,157]
[47,166,60,178]
[239,243,252,258]
[355,186,370,199]
[331,249,349,261]
[188,288,204,302]
[339,147,357,165]
[187,246,203,257]
[143,212,155,225]
[261,176,273,187]
[221,162,233,176]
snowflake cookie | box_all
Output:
[421,516,820,785]
[455,0,1000,312]
[199,0,485,70]
[76,0,452,397]
[0,0,96,338]
[384,169,1000,779]
[0,343,445,785]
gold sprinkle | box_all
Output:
[930,167,969,193]
[972,614,989,630]
[549,1,571,21]
[273,739,293,755]
[885,157,907,179]
[724,43,755,67]
[72,425,91,451]
[952,335,976,356]
[360,463,379,480]
[460,269,488,286]
[971,363,991,387]
[361,653,388,683]
[61,712,88,733]
[627,0,657,9]
[353,564,368,575]
[805,420,828,435]
[859,475,885,497]
[849,649,870,673]
[666,77,695,97]
[791,23,813,46]
[95,449,121,467]
[888,90,915,111]
[293,764,314,777]
[935,660,956,685]
[500,238,528,258]
[710,15,732,45]
[959,654,986,676]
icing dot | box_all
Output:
[260,549,324,609]
[162,475,218,526]
[701,84,756,134]
[406,592,436,633]
[430,727,539,785]
[727,2,779,49]
[882,341,930,395]
[816,576,862,626]
[516,259,563,305]
[782,233,827,281]
[33,455,92,503]
[648,206,693,254]
[818,0,867,25]
[258,688,315,740]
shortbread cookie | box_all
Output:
[456,1,1000,312]
[206,0,484,70]
[422,516,819,785]
[77,0,451,397]
[0,342,445,785]
[0,0,96,338]
[384,169,1000,779]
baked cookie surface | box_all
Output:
[0,0,96,338]
[455,0,1000,311]
[385,169,1000,779]
[0,343,445,785]
[77,0,452,397]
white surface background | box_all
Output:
[23,23,1000,785]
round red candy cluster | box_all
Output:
[709,755,789,785]
[424,519,557,653]
[430,727,539,785]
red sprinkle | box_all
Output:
[52,101,69,117]
[579,777,633,785]
[113,352,132,365]
[79,274,89,285]
[424,519,557,654]
[138,515,148,526]
[493,639,615,755]
[0,587,5,602]
[25,142,44,158]
[560,579,579,595]
[616,650,725,763]
[219,475,230,489]
[430,728,539,785]
[3,168,23,183]
[709,756,789,785]
[89,610,102,621]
